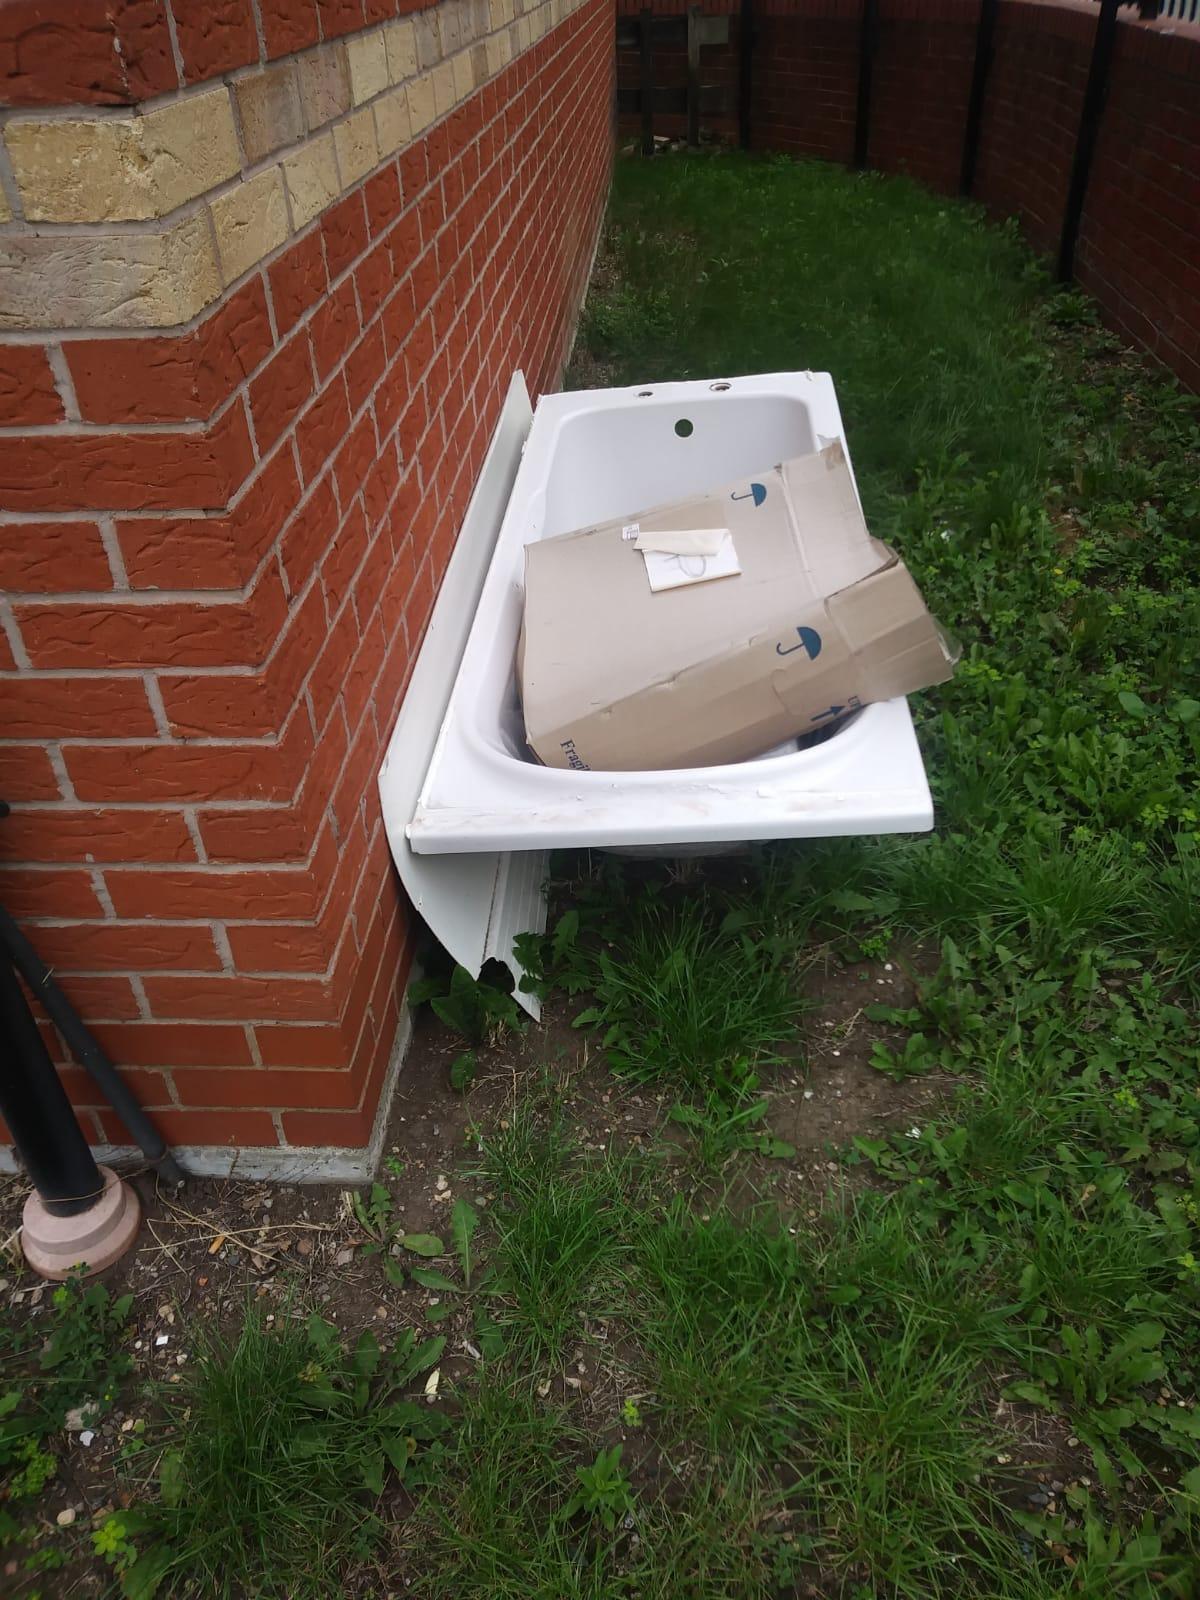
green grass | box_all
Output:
[474,1110,639,1362]
[634,1201,804,1461]
[562,893,804,1096]
[456,148,1200,1597]
[93,1309,449,1599]
[1,1276,133,1576]
[552,150,1200,1596]
[447,1153,1076,1598]
[406,1379,810,1600]
[875,828,1148,966]
[573,153,1052,543]
[403,1382,614,1600]
[15,149,1198,1600]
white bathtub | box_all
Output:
[404,371,932,854]
[379,372,935,1006]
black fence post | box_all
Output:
[854,0,880,170]
[1057,0,1120,281]
[687,4,701,148]
[739,0,754,149]
[960,0,998,195]
[640,6,655,156]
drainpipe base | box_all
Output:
[21,1166,141,1280]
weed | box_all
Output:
[39,1278,133,1412]
[562,1445,635,1531]
[3,1433,56,1501]
[668,1093,795,1168]
[404,1382,614,1600]
[350,1180,396,1246]
[98,1307,449,1599]
[474,1109,638,1360]
[571,894,803,1097]
[350,1182,446,1283]
[449,1049,477,1091]
[450,1196,479,1287]
[409,963,523,1044]
[868,1029,941,1080]
[1,1274,132,1512]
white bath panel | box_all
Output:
[379,371,935,1007]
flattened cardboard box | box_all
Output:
[519,441,955,772]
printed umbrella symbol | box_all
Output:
[730,482,767,507]
[776,626,822,659]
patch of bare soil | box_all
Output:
[1,945,950,1374]
[1,951,948,1593]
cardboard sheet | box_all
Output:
[519,442,955,772]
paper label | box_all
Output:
[634,527,729,557]
[641,532,741,593]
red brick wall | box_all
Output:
[0,0,439,106]
[870,3,976,192]
[616,0,1200,391]
[755,4,860,164]
[974,0,1093,254]
[0,0,612,1158]
[1075,19,1200,385]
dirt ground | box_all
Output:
[1,945,956,1593]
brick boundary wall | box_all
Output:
[0,0,613,1173]
[617,0,1200,393]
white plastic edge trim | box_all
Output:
[378,372,547,1018]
